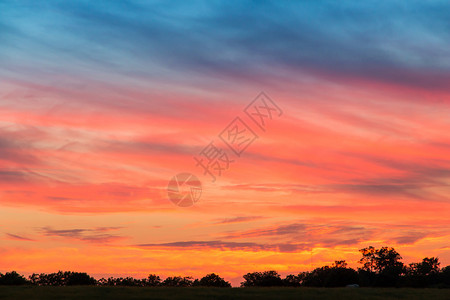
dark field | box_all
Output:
[0,286,449,300]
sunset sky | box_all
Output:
[1,1,450,286]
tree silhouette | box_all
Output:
[405,257,441,287]
[359,246,377,272]
[193,273,231,287]
[0,271,28,285]
[301,260,358,287]
[359,246,403,273]
[144,274,162,286]
[98,276,144,286]
[241,271,283,287]
[282,274,303,287]
[333,260,348,268]
[440,266,450,287]
[162,276,193,287]
[409,257,440,276]
[29,271,96,286]
[1,247,450,288]
[358,246,405,286]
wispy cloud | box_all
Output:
[40,226,126,244]
[135,240,310,253]
[1,1,449,92]
[213,216,266,225]
[5,233,35,242]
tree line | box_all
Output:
[1,246,450,288]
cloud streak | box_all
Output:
[40,226,126,244]
[5,233,35,242]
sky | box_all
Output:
[1,0,450,286]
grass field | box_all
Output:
[0,286,449,300]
